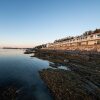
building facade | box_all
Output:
[43,32,100,52]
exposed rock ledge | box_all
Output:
[39,68,100,100]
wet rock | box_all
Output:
[40,69,100,100]
[0,86,18,100]
[35,49,100,99]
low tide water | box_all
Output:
[0,49,53,100]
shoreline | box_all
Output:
[39,68,100,100]
[33,49,100,100]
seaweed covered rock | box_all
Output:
[40,68,100,100]
[0,86,17,100]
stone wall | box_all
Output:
[42,45,100,52]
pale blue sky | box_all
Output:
[0,0,100,47]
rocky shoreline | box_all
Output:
[39,69,100,100]
[0,86,18,100]
[34,49,100,100]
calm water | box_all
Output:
[0,49,53,100]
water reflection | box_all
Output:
[0,49,53,100]
[49,62,69,70]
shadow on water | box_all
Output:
[0,49,53,100]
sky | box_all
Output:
[0,0,100,48]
